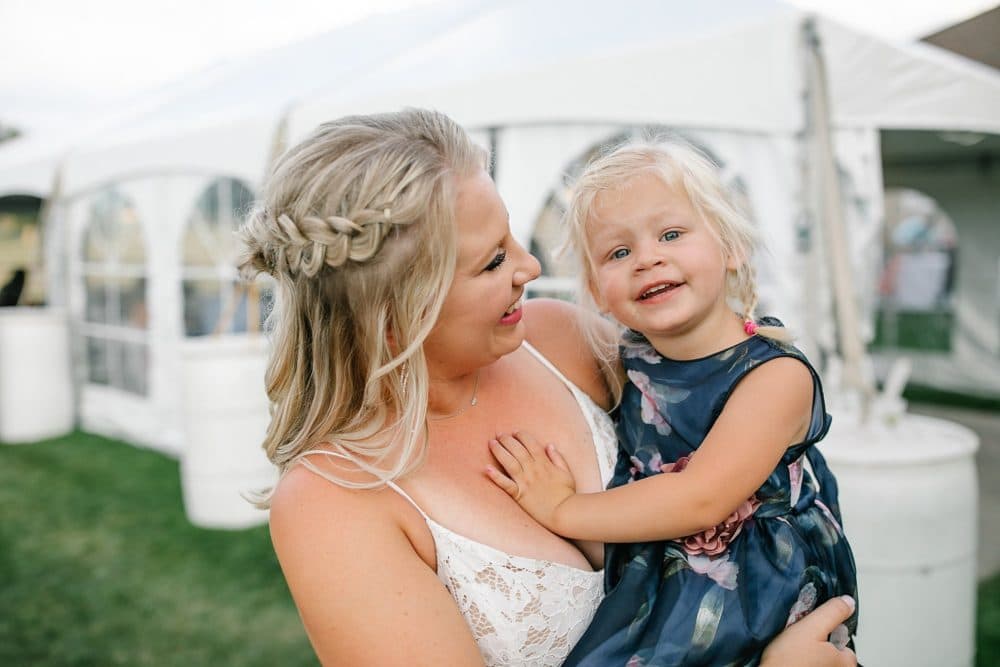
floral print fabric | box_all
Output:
[564,322,859,666]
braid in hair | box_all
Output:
[239,207,395,281]
[737,262,793,343]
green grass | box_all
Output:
[2,430,999,666]
[979,571,1000,667]
[903,384,1000,412]
[0,431,315,667]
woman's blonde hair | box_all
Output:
[238,108,486,500]
[564,138,792,399]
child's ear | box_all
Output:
[587,274,608,313]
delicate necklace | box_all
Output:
[428,370,481,421]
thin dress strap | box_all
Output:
[522,341,577,391]
[385,480,430,520]
[299,449,434,517]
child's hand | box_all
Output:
[486,431,576,531]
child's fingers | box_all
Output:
[545,444,571,473]
[488,439,523,476]
[497,432,533,462]
[511,431,545,458]
[485,466,519,498]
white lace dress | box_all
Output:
[388,343,618,666]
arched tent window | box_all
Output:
[181,178,269,336]
[0,195,43,306]
[529,131,629,300]
[529,130,758,304]
[875,188,957,351]
[80,188,149,395]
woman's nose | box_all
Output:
[512,239,542,285]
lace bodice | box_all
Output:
[387,342,618,666]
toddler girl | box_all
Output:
[487,140,858,666]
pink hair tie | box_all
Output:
[743,319,758,336]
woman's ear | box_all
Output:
[724,248,743,272]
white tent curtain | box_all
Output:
[0,0,996,448]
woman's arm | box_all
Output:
[487,357,813,542]
[269,467,485,666]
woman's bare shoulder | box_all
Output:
[523,298,613,409]
[268,460,482,664]
[269,459,391,552]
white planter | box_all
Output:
[0,307,74,443]
[179,334,276,529]
[821,413,978,667]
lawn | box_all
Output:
[2,430,999,666]
[0,431,315,667]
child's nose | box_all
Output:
[634,242,666,270]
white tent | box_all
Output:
[6,0,1000,451]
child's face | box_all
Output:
[585,171,737,347]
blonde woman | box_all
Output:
[238,108,857,666]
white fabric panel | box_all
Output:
[57,0,497,196]
[60,118,273,196]
[820,18,1000,134]
[12,0,1000,449]
[291,3,802,137]
[831,128,884,345]
[494,125,621,246]
[67,175,212,453]
[0,136,64,197]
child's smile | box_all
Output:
[637,279,685,303]
[585,171,744,359]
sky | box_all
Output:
[0,0,996,134]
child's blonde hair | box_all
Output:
[564,138,792,399]
[237,109,486,500]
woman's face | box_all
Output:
[423,169,541,378]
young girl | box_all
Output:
[486,140,859,666]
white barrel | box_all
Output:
[179,335,276,529]
[0,307,74,443]
[821,413,978,667]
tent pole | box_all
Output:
[802,18,875,419]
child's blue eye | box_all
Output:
[661,230,680,242]
[485,249,507,271]
[611,247,630,260]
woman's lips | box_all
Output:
[500,297,523,325]
[500,307,523,325]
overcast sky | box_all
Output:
[1,0,996,134]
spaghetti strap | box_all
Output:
[522,341,576,392]
[385,480,430,520]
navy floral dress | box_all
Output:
[564,321,858,667]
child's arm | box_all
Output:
[486,357,813,543]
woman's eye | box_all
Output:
[485,249,507,271]
[611,247,630,260]
[661,230,681,242]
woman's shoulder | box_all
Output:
[269,456,416,555]
[522,298,613,409]
[270,460,384,539]
[267,460,480,664]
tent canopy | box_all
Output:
[4,0,999,198]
